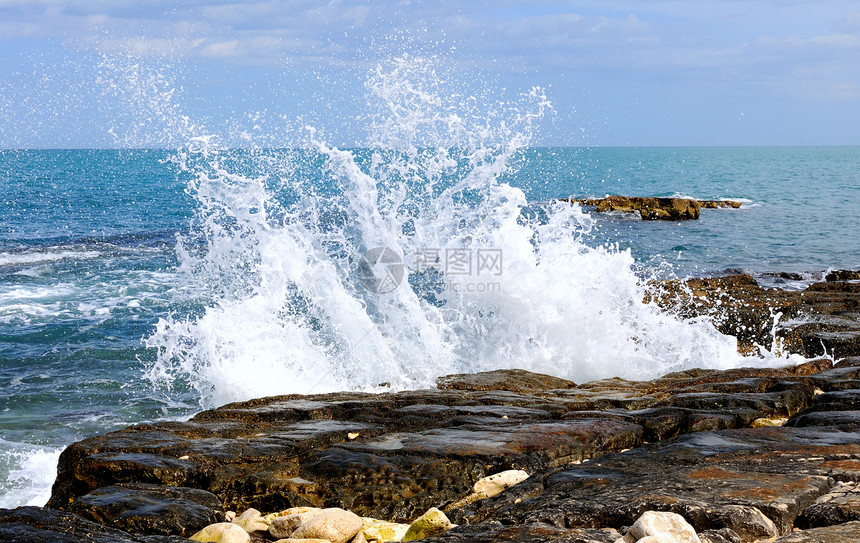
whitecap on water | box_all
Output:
[0,250,101,267]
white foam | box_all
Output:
[143,56,789,410]
[0,250,100,267]
[0,446,63,508]
[0,285,76,302]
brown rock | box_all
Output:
[451,426,859,537]
[595,195,701,220]
[796,482,860,528]
[826,270,860,282]
[67,483,222,536]
[697,200,743,209]
[436,369,576,392]
[646,272,860,358]
[42,365,860,541]
[772,520,860,542]
[565,196,743,218]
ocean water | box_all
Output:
[1,60,859,510]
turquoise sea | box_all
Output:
[1,146,858,507]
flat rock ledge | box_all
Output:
[6,359,860,542]
[561,195,743,220]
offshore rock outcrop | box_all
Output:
[562,195,742,220]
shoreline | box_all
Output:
[6,357,860,542]
[2,269,860,542]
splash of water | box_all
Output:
[0,446,62,508]
[144,56,754,409]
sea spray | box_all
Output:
[145,56,750,409]
[0,446,63,509]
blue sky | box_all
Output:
[1,0,858,147]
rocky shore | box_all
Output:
[646,271,860,358]
[2,270,860,542]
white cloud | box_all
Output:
[835,12,860,33]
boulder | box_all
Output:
[404,508,456,541]
[472,470,530,497]
[269,510,323,539]
[620,511,701,542]
[697,528,741,543]
[360,517,410,542]
[795,482,860,528]
[188,522,250,543]
[288,508,363,543]
[232,507,269,533]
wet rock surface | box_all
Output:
[0,506,188,543]
[46,365,828,521]
[646,272,860,358]
[4,354,859,541]
[68,483,223,536]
